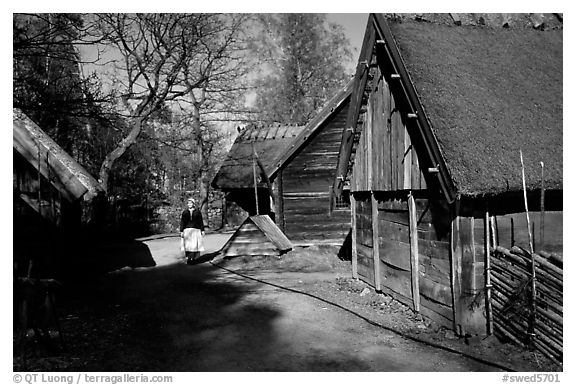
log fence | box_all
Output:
[490,245,562,363]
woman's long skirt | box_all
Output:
[182,228,205,252]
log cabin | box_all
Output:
[13,109,103,278]
[213,79,354,246]
[333,14,562,337]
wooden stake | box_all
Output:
[540,161,545,250]
[485,210,493,335]
[520,151,534,254]
[371,192,381,291]
[351,193,358,279]
[520,150,536,345]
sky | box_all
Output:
[326,13,369,71]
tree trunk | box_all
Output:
[98,117,144,192]
[198,172,209,228]
[190,103,209,228]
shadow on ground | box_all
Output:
[16,245,365,371]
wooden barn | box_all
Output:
[212,123,305,225]
[213,79,354,245]
[333,14,562,337]
[13,108,103,278]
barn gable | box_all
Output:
[335,13,563,200]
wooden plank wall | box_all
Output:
[351,65,426,193]
[223,221,280,256]
[282,105,351,243]
[355,195,375,284]
[354,193,455,328]
[451,210,490,336]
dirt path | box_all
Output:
[17,233,552,371]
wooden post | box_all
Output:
[540,161,545,250]
[276,170,285,231]
[490,216,497,247]
[450,199,463,335]
[408,193,420,312]
[520,151,534,254]
[520,151,536,344]
[485,210,493,335]
[252,154,259,216]
[371,192,381,291]
[351,193,358,279]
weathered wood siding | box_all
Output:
[355,194,374,283]
[353,192,455,328]
[222,221,281,257]
[351,66,426,193]
[282,104,351,243]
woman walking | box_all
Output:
[180,198,205,265]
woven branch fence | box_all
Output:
[490,245,563,363]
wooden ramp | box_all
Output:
[221,215,293,257]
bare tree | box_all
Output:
[95,13,253,218]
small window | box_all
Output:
[333,189,350,210]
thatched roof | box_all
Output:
[13,108,102,201]
[387,16,562,196]
[211,124,305,190]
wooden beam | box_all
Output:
[333,15,376,196]
[408,193,420,312]
[485,210,493,335]
[450,199,464,335]
[351,193,358,279]
[276,170,285,231]
[371,192,381,291]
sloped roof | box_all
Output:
[269,78,354,180]
[13,109,102,201]
[212,124,305,189]
[387,16,562,196]
[336,14,563,199]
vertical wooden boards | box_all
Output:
[450,200,463,335]
[371,68,383,191]
[390,92,398,190]
[351,193,358,279]
[408,194,420,312]
[404,129,412,190]
[451,205,489,336]
[382,75,392,191]
[371,192,381,291]
[367,94,373,190]
[355,195,374,285]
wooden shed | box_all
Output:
[13,108,103,277]
[333,14,562,337]
[213,80,354,245]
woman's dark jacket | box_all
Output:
[180,209,205,232]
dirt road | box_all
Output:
[26,233,513,372]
